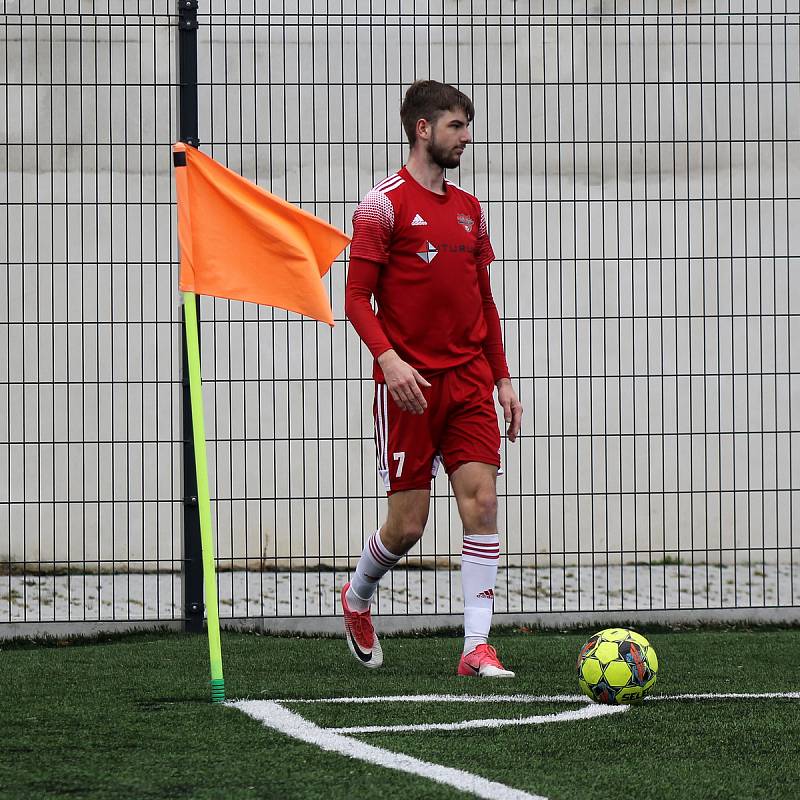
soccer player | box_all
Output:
[342,80,523,677]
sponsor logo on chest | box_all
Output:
[411,210,476,264]
[416,241,438,263]
[416,240,475,262]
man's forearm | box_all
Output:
[478,267,510,381]
[344,257,393,358]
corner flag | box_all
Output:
[173,143,350,702]
[173,141,350,325]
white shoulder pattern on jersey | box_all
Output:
[373,173,405,194]
[356,174,405,230]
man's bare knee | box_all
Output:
[450,463,499,533]
[464,487,497,531]
[382,489,430,554]
[456,483,498,533]
[476,487,498,525]
[381,517,426,555]
[383,521,425,554]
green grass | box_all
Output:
[4,627,800,799]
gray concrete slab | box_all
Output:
[2,562,797,638]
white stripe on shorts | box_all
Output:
[382,385,389,475]
[375,385,385,472]
[375,384,390,489]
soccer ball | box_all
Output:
[576,627,658,704]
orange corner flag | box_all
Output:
[173,142,349,326]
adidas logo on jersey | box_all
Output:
[476,588,495,600]
[411,213,428,226]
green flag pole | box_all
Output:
[182,290,225,703]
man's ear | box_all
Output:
[415,117,431,142]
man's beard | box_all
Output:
[429,134,463,169]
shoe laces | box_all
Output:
[473,644,502,666]
[350,609,373,642]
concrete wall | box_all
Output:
[2,4,799,571]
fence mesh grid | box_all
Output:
[2,2,799,629]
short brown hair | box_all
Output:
[400,80,475,146]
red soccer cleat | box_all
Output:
[458,643,515,678]
[341,582,383,669]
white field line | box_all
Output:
[278,693,591,704]
[329,703,628,734]
[279,691,800,707]
[230,699,546,800]
[644,692,800,701]
[230,692,800,800]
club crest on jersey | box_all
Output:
[457,213,474,232]
[416,241,438,264]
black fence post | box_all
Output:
[178,0,204,633]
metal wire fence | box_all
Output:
[2,2,799,633]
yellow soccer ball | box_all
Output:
[577,628,658,704]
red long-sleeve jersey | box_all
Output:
[345,167,510,383]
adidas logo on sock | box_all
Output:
[476,589,495,600]
[411,213,428,226]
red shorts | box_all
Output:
[373,354,501,494]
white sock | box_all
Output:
[346,529,401,612]
[461,533,500,655]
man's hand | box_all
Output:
[496,378,523,442]
[377,350,431,415]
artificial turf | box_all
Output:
[4,627,799,799]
